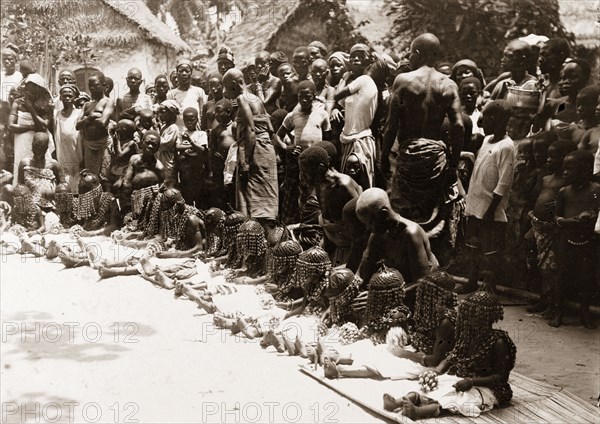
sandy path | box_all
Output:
[1,251,598,423]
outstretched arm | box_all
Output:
[156,216,205,259]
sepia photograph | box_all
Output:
[0,0,598,422]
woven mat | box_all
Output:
[299,366,598,423]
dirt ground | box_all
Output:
[1,252,598,424]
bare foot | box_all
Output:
[174,281,186,299]
[155,269,175,290]
[59,249,88,268]
[323,358,339,379]
[259,331,271,349]
[98,266,116,279]
[139,256,157,277]
[581,311,597,330]
[548,314,563,328]
[383,394,403,412]
[282,336,297,355]
[295,337,308,358]
[19,238,39,255]
[85,245,105,269]
[400,394,440,419]
[401,397,418,420]
[213,315,236,329]
[272,333,286,353]
[44,240,60,260]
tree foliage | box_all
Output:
[384,0,574,77]
[1,1,98,79]
[148,0,255,55]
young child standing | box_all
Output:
[177,107,209,208]
[209,99,235,209]
[554,150,599,328]
[274,80,331,224]
[158,100,181,188]
[527,140,577,315]
[460,100,515,294]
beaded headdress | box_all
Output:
[295,246,331,304]
[272,240,302,292]
[365,263,408,332]
[412,271,458,354]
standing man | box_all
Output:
[115,68,152,120]
[334,44,378,188]
[76,71,114,177]
[1,44,22,104]
[382,34,463,265]
[382,33,463,215]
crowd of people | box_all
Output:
[0,30,598,419]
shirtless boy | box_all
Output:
[76,72,114,176]
[527,140,577,316]
[122,131,164,218]
[554,150,600,328]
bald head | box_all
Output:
[139,108,154,120]
[223,68,245,100]
[256,51,271,62]
[223,68,244,83]
[128,68,142,77]
[356,188,391,213]
[356,188,394,233]
[410,33,440,66]
[503,40,532,71]
[117,119,137,140]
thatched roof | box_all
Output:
[559,0,599,47]
[100,0,191,52]
[11,0,190,52]
[214,0,366,68]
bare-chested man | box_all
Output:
[76,71,114,177]
[299,145,361,266]
[115,68,153,120]
[382,33,463,184]
[355,187,437,289]
[122,130,164,218]
[382,34,463,261]
[252,51,282,115]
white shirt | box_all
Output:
[167,86,207,129]
[341,75,378,141]
[465,135,515,222]
[1,70,23,103]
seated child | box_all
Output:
[384,290,516,420]
[17,132,63,210]
[324,271,454,380]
